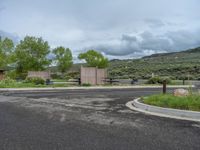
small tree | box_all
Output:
[53,46,73,73]
[78,50,108,68]
[15,36,51,75]
[0,37,14,68]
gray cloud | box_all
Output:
[0,0,200,60]
[88,28,200,59]
[140,31,172,51]
[166,30,200,50]
[145,19,165,28]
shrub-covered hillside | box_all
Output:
[108,47,200,79]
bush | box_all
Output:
[51,73,62,79]
[159,77,171,84]
[147,77,160,84]
[65,72,80,79]
[0,77,17,88]
[147,77,171,84]
[25,77,45,85]
[5,71,18,79]
[64,75,72,81]
[5,71,27,80]
[0,77,16,84]
[82,83,91,87]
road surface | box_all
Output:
[0,88,200,150]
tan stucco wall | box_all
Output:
[80,67,107,85]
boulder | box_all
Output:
[173,89,189,97]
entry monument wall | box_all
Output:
[27,71,51,80]
[80,67,107,85]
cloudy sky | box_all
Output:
[0,0,200,60]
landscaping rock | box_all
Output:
[174,89,189,97]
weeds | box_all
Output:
[143,94,200,111]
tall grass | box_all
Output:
[143,94,200,111]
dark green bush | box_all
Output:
[65,72,80,79]
[51,73,62,79]
[147,77,160,84]
[25,77,45,85]
[82,83,91,86]
[147,77,171,84]
[158,77,171,84]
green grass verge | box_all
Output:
[0,82,70,88]
[51,79,67,82]
[143,94,200,111]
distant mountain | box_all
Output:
[143,47,200,59]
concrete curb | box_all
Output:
[0,85,194,92]
[126,98,200,122]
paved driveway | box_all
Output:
[0,88,200,150]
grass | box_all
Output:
[0,82,71,88]
[51,79,67,82]
[143,94,200,111]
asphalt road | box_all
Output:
[0,88,200,150]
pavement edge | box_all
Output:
[126,98,200,122]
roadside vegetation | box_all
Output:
[1,35,200,88]
[0,77,70,88]
[0,36,109,88]
[143,94,200,111]
[108,47,200,80]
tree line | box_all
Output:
[0,36,108,78]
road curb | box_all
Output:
[0,85,194,92]
[126,98,200,122]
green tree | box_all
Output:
[53,46,73,73]
[15,36,51,74]
[0,37,14,68]
[78,50,108,68]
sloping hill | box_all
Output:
[55,47,200,79]
[108,47,200,79]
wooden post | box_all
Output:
[95,67,98,85]
[78,78,81,85]
[110,78,113,85]
[163,80,167,94]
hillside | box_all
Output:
[108,47,200,79]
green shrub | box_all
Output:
[147,77,160,84]
[0,77,17,88]
[159,77,171,84]
[64,75,72,81]
[5,71,18,79]
[65,72,80,79]
[0,77,16,84]
[147,77,171,84]
[51,73,62,79]
[82,83,91,87]
[25,77,45,85]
